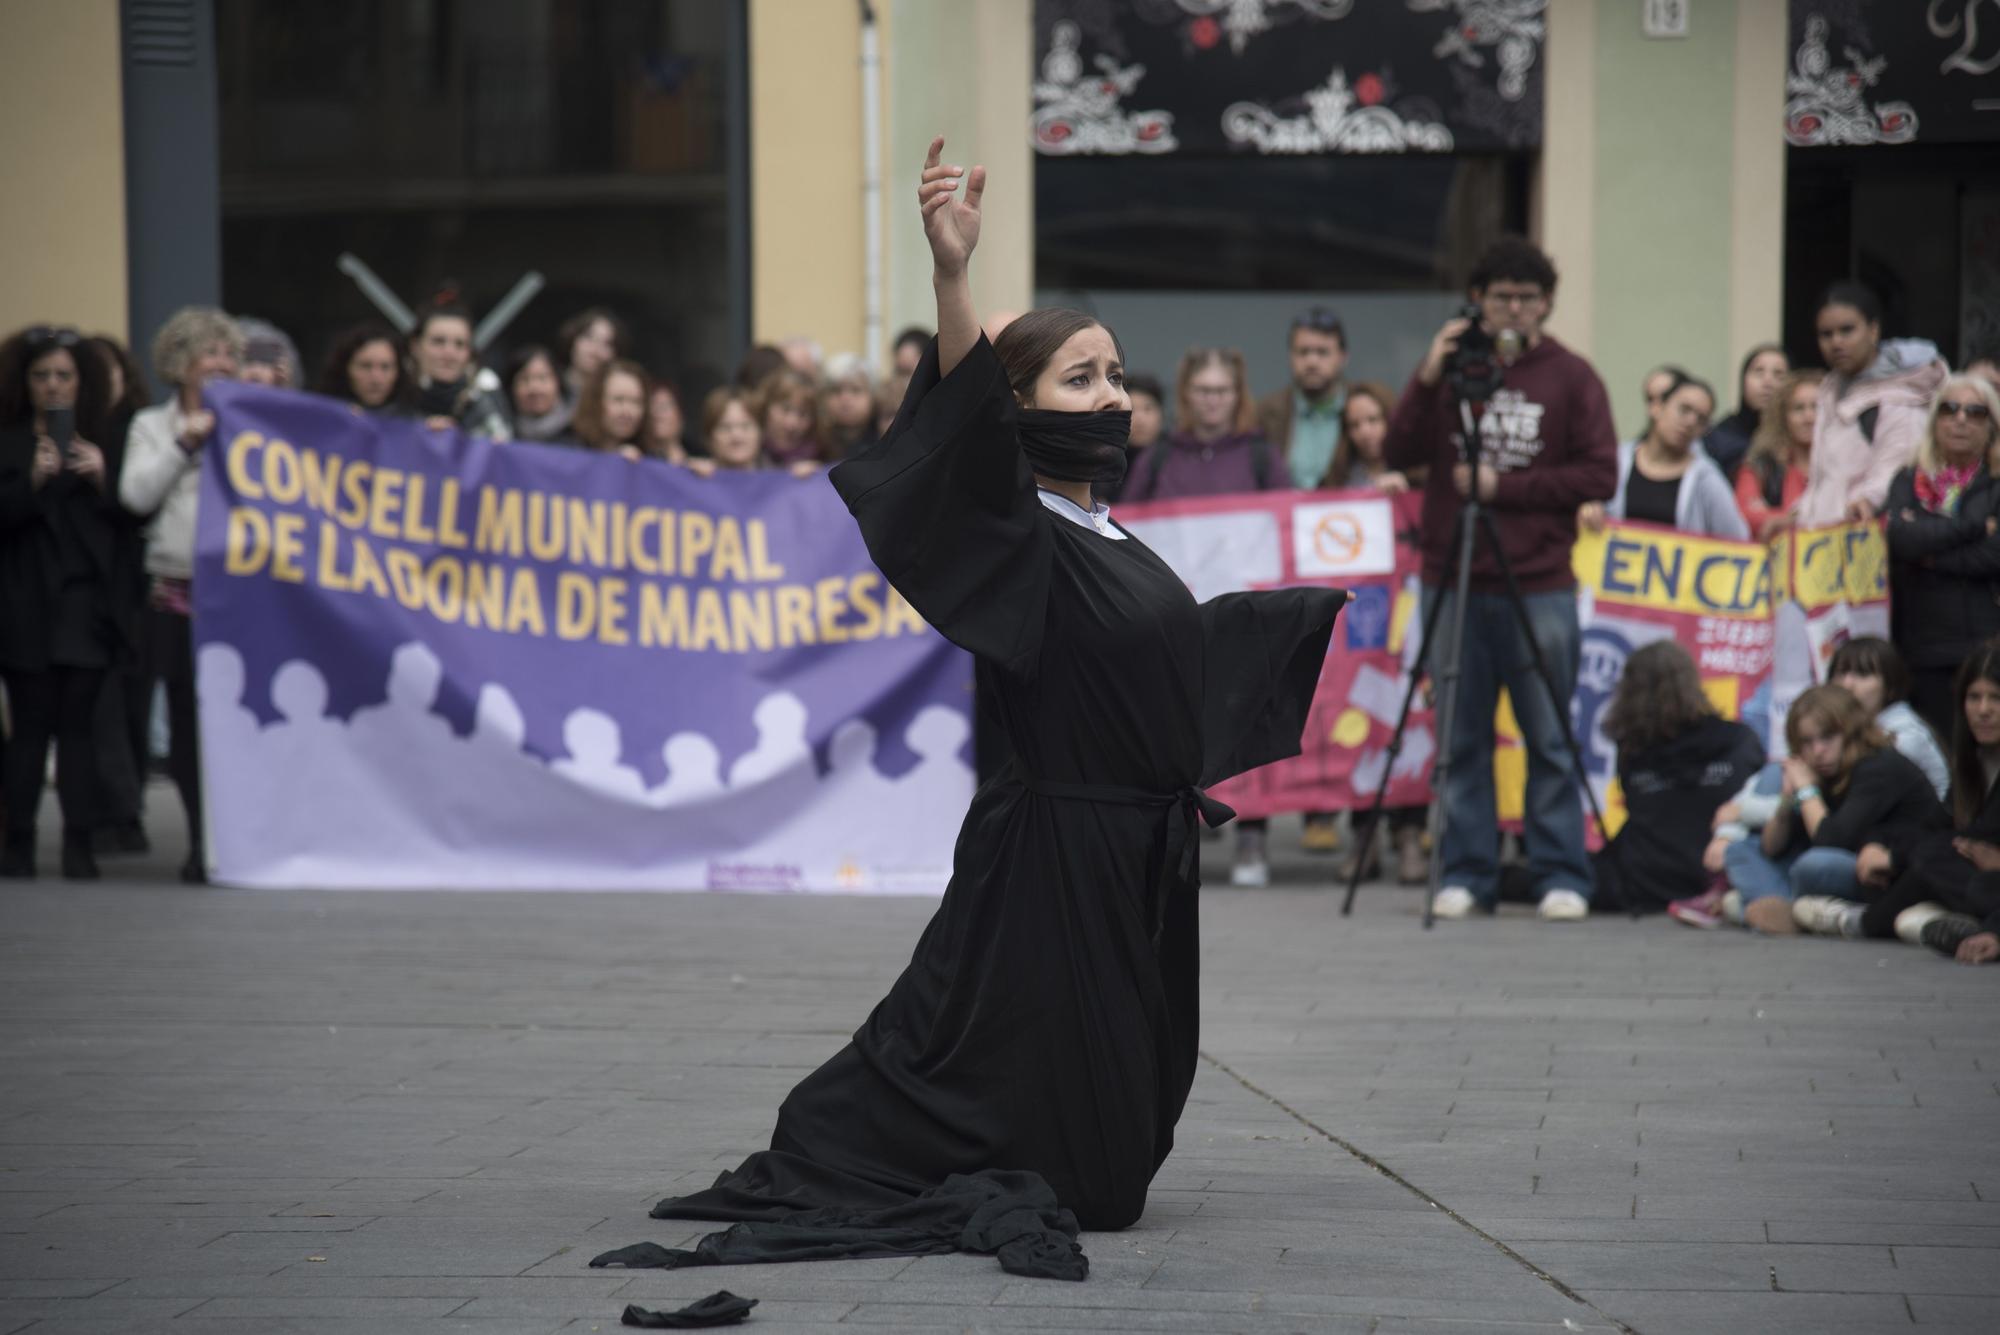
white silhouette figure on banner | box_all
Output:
[471,682,526,753]
[351,642,456,751]
[654,733,726,808]
[553,708,649,801]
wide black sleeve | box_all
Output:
[1197,587,1345,788]
[1814,752,1943,852]
[829,336,1051,676]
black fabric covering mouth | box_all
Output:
[1016,408,1130,487]
[618,1291,757,1328]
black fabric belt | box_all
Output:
[1012,769,1235,942]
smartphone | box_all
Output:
[45,406,75,459]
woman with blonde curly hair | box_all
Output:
[117,306,243,883]
[1734,369,1821,541]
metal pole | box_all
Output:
[859,0,884,369]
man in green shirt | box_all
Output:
[1257,307,1349,490]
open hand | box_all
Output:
[1953,837,2000,872]
[683,457,719,479]
[64,438,107,489]
[1375,470,1410,496]
[1577,501,1606,532]
[919,136,983,277]
[1844,496,1877,524]
[787,459,822,480]
[1452,462,1497,502]
[1780,756,1818,797]
[1856,843,1894,887]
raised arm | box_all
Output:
[919,136,985,377]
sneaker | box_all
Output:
[1299,817,1341,854]
[1668,886,1727,929]
[1792,895,1863,938]
[1230,858,1270,888]
[1918,913,1981,958]
[1431,885,1477,919]
[1537,888,1590,921]
[1893,901,1951,945]
[1720,888,1746,925]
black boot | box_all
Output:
[61,830,100,880]
[0,838,33,879]
[180,846,207,885]
[1919,912,1982,959]
[95,821,151,856]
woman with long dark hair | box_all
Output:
[1702,343,1788,481]
[1797,281,1948,525]
[0,326,129,878]
[637,136,1343,1275]
[316,322,410,416]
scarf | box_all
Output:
[1017,409,1131,487]
[1914,460,1978,516]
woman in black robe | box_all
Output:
[613,138,1343,1282]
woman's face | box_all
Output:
[1129,390,1163,448]
[827,378,874,430]
[27,348,78,415]
[1817,303,1880,378]
[600,370,646,443]
[1965,678,2000,749]
[709,400,762,468]
[510,355,559,417]
[347,340,401,408]
[1833,671,1885,717]
[188,339,239,387]
[1785,381,1818,450]
[647,386,684,443]
[416,317,473,383]
[1652,385,1713,454]
[1343,394,1388,462]
[571,318,616,380]
[238,362,281,387]
[1795,716,1848,780]
[1742,350,1788,414]
[1185,358,1237,434]
[1026,326,1129,414]
[765,393,812,446]
[1934,383,1995,464]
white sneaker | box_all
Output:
[1893,901,1950,945]
[1721,888,1746,925]
[1431,885,1477,919]
[1537,888,1590,921]
[1792,895,1862,937]
[1230,858,1269,888]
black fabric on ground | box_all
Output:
[1595,715,1766,913]
[618,1292,757,1328]
[637,335,1342,1272]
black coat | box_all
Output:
[1886,467,2000,670]
[0,423,131,673]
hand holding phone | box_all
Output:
[45,406,75,461]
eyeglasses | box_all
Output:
[1188,385,1236,398]
[24,325,81,351]
[1482,290,1545,308]
[1939,401,1993,421]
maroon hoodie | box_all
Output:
[1383,334,1617,594]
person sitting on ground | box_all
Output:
[821,354,880,457]
[1827,637,1950,803]
[408,301,511,441]
[1724,685,1948,935]
[1735,369,1820,541]
[501,344,571,443]
[1595,641,1766,914]
[1797,281,1948,526]
[755,368,830,470]
[571,359,651,459]
[1702,344,1789,482]
[641,381,688,464]
[685,385,819,480]
[1814,642,2000,957]
[1581,371,1748,540]
[318,322,411,417]
[1884,373,2000,739]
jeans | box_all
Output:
[1424,585,1591,906]
[1724,839,1859,905]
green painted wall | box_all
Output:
[1589,1,1744,441]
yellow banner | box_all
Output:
[1571,524,1772,620]
[1776,521,1890,611]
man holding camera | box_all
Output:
[1384,236,1618,922]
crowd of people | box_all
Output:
[3,248,1999,966]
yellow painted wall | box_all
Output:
[0,0,129,340]
[748,0,1032,366]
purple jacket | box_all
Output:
[1125,431,1281,502]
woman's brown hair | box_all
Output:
[1785,684,1891,796]
[1949,640,2000,827]
[1174,346,1258,437]
[1745,368,1823,480]
[570,358,652,451]
[991,307,1124,405]
[754,367,829,461]
[1600,641,1715,753]
[1323,380,1398,489]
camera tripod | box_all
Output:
[1339,397,1608,928]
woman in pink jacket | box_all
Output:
[1797,282,1949,527]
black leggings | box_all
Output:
[2,665,106,848]
[1862,843,2000,939]
[149,609,202,854]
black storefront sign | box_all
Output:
[1031,0,1546,159]
[1787,1,2000,147]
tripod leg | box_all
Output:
[1472,506,1609,897]
[1340,576,1455,917]
[1419,502,1485,930]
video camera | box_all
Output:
[1444,303,1516,404]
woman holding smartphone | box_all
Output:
[0,325,127,879]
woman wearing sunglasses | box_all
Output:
[1885,373,2000,740]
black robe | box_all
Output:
[630,335,1343,1275]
